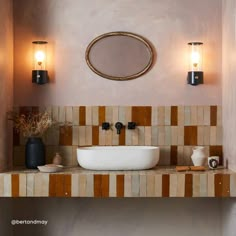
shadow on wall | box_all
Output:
[0,198,226,236]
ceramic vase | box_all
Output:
[191,146,206,166]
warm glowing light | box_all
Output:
[191,51,200,67]
[35,50,45,65]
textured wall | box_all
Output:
[222,0,236,171]
[0,0,13,172]
[13,0,222,106]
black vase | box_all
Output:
[25,137,45,169]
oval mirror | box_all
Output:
[85,32,154,81]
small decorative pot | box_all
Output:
[53,152,62,165]
[25,137,45,169]
[191,146,206,166]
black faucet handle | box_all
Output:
[128,122,137,129]
[115,122,124,134]
[102,122,110,130]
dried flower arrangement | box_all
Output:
[8,111,54,138]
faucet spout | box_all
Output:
[115,122,124,135]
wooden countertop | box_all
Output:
[0,166,235,198]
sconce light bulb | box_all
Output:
[191,51,200,68]
[35,50,45,66]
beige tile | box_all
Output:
[159,146,170,165]
[197,106,204,125]
[192,174,200,197]
[52,106,59,122]
[109,174,116,197]
[72,146,78,166]
[46,126,59,145]
[105,130,113,146]
[125,107,132,124]
[217,106,222,126]
[184,106,191,125]
[78,126,86,146]
[197,126,204,145]
[71,174,79,197]
[26,174,35,197]
[0,175,4,197]
[147,174,155,197]
[124,174,132,197]
[144,127,152,146]
[132,129,139,145]
[151,126,158,146]
[72,126,79,145]
[34,173,49,196]
[177,174,185,197]
[210,127,217,145]
[154,174,162,197]
[79,174,87,197]
[112,131,119,146]
[99,127,106,146]
[125,129,132,146]
[200,174,208,197]
[151,107,158,126]
[165,127,171,145]
[178,106,184,126]
[112,106,119,124]
[131,174,140,197]
[177,127,184,145]
[3,174,11,197]
[85,126,92,145]
[216,126,223,145]
[105,106,113,123]
[177,146,184,165]
[169,174,177,197]
[207,174,215,197]
[92,106,99,125]
[118,106,126,124]
[203,106,210,125]
[171,127,178,145]
[65,106,73,123]
[86,174,94,197]
[230,174,236,197]
[59,107,66,123]
[138,127,145,146]
[164,106,171,125]
[86,107,92,125]
[190,106,198,125]
[72,107,79,125]
[158,126,165,145]
[203,127,210,145]
[157,106,165,125]
[183,146,193,166]
[59,146,73,166]
[140,174,147,197]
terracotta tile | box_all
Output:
[79,106,86,126]
[99,106,106,125]
[92,126,99,145]
[184,126,198,145]
[101,175,109,197]
[49,174,57,197]
[116,175,124,197]
[210,106,217,126]
[119,128,126,145]
[171,106,178,126]
[59,126,72,146]
[131,106,151,126]
[64,174,71,197]
[11,174,19,197]
[55,174,64,197]
[185,174,193,197]
[162,174,169,197]
[209,146,223,165]
[94,174,102,197]
[215,174,230,197]
[170,146,178,165]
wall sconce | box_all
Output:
[32,41,49,84]
[187,42,203,86]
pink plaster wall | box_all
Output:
[0,0,13,171]
[13,0,222,106]
[222,0,236,171]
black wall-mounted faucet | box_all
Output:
[115,122,124,134]
[128,122,137,130]
[102,122,110,130]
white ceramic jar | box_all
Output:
[191,146,207,166]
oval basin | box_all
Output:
[77,146,159,171]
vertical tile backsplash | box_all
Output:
[13,105,222,167]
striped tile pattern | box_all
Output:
[0,167,234,197]
[13,106,222,166]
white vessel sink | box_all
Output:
[77,146,159,171]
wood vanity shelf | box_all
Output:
[0,167,235,198]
